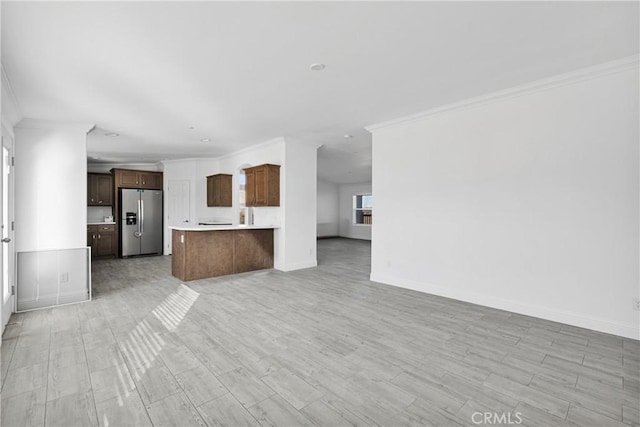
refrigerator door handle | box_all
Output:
[134,199,142,238]
[140,199,144,236]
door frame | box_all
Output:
[167,179,191,255]
[1,124,16,333]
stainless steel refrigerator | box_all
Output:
[119,188,163,257]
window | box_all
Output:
[353,193,372,225]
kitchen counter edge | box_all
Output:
[169,225,280,232]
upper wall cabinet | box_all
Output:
[244,164,280,207]
[87,173,113,206]
[112,168,163,189]
[207,174,232,207]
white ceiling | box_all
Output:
[2,1,638,184]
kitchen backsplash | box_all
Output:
[87,206,114,223]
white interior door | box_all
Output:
[167,180,190,254]
[1,130,15,332]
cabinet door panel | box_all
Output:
[206,176,215,206]
[96,232,115,257]
[254,167,267,206]
[266,165,280,206]
[220,175,233,206]
[119,171,140,187]
[87,175,96,205]
[244,169,256,206]
[96,175,113,205]
[87,227,97,258]
[141,172,162,189]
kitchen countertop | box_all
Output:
[169,224,279,232]
[88,221,116,225]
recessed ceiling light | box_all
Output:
[310,63,326,71]
[105,133,119,137]
[187,126,195,130]
[344,134,353,139]
[200,138,211,142]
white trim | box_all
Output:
[15,118,95,133]
[88,162,162,171]
[160,137,287,165]
[277,259,318,272]
[366,55,640,132]
[1,64,23,127]
[1,63,22,117]
[214,137,286,162]
[370,272,640,340]
[1,117,15,139]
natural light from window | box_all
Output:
[353,193,372,225]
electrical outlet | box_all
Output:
[60,272,68,283]
[634,298,640,311]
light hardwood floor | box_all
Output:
[1,238,639,426]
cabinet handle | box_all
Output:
[98,200,103,204]
[98,235,101,239]
[93,235,96,240]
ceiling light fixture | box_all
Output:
[187,126,195,130]
[344,134,353,139]
[310,63,326,71]
[105,133,119,137]
[200,138,211,142]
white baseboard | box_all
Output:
[277,259,318,272]
[370,272,639,340]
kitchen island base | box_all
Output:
[172,228,274,281]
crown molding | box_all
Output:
[160,137,287,164]
[283,138,323,151]
[1,116,16,139]
[1,62,23,126]
[213,136,286,162]
[15,118,95,133]
[366,55,640,132]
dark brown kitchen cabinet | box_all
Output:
[244,164,280,207]
[87,224,116,258]
[87,173,113,206]
[207,174,232,207]
[87,227,96,255]
[233,229,274,273]
[140,172,163,189]
[115,169,141,187]
[171,228,274,281]
[112,169,163,190]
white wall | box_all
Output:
[339,182,372,240]
[317,179,339,237]
[281,140,318,270]
[15,122,91,252]
[369,61,639,339]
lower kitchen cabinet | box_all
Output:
[171,228,274,281]
[87,224,116,258]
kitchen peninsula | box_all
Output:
[170,225,277,281]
